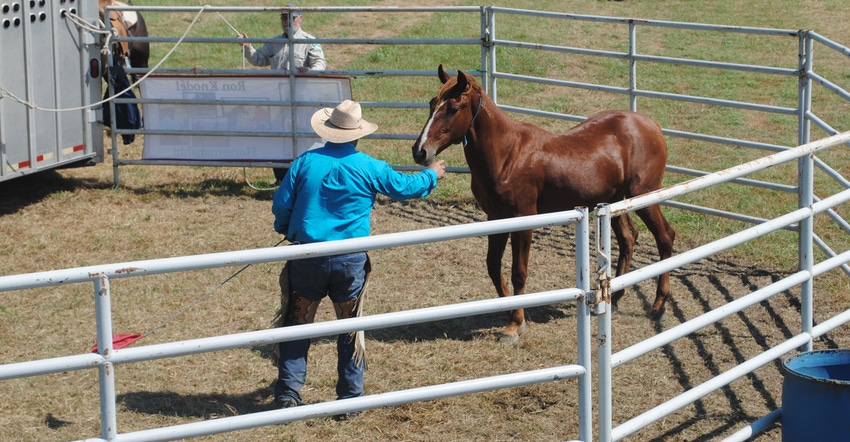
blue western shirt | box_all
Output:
[272,142,439,243]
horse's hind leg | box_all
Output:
[611,214,638,310]
[634,204,676,321]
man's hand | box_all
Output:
[429,159,446,179]
[239,33,250,48]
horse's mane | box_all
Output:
[464,72,484,91]
[437,71,484,99]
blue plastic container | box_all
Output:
[782,349,850,441]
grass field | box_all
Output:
[2,1,850,441]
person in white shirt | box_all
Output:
[240,4,326,73]
[238,4,327,184]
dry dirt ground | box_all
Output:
[2,158,849,441]
[3,1,850,441]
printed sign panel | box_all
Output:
[140,76,351,161]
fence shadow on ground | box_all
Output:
[106,200,850,438]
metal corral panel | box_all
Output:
[0,0,103,183]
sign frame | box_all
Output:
[140,75,352,162]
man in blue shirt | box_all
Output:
[271,99,445,419]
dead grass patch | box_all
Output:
[3,2,850,441]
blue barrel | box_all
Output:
[782,349,850,441]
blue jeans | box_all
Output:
[275,252,367,404]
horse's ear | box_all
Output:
[456,70,469,92]
[438,65,450,84]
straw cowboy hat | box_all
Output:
[310,100,378,143]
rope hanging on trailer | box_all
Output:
[0,6,208,113]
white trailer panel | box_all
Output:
[0,0,103,183]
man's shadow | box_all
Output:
[118,385,276,418]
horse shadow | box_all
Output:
[368,304,574,344]
[248,302,573,369]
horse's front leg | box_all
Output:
[486,233,518,342]
[486,233,510,299]
[500,229,532,344]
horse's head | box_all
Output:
[99,0,129,74]
[412,65,482,166]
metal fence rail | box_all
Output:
[105,6,850,232]
[21,128,844,441]
[0,209,592,442]
[595,131,850,441]
[104,5,849,173]
[13,4,850,441]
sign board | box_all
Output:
[140,75,351,162]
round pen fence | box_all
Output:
[0,209,593,442]
[4,4,850,441]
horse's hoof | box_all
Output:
[498,321,527,344]
[649,309,667,322]
[499,333,520,345]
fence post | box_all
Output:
[797,30,813,147]
[798,153,815,353]
[487,7,497,100]
[104,7,122,188]
[596,203,613,442]
[797,32,815,352]
[628,21,637,112]
[479,6,489,89]
[575,207,592,442]
[95,275,118,440]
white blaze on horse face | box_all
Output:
[419,99,446,156]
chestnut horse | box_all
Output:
[99,0,149,81]
[412,65,676,344]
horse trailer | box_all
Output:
[0,0,104,183]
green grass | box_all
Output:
[129,0,850,273]
[4,3,850,441]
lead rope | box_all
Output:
[142,237,287,339]
[462,93,484,147]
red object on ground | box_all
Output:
[91,333,144,353]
